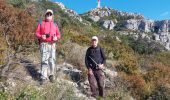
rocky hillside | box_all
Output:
[81,7,170,50]
[0,0,170,100]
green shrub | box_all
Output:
[122,74,150,100]
[149,84,170,100]
[16,86,41,100]
[71,35,91,46]
[128,36,165,54]
[155,52,170,67]
[41,81,85,100]
[141,60,170,99]
[7,0,27,9]
[104,89,132,100]
[0,91,10,100]
[100,36,139,74]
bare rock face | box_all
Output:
[102,20,115,30]
[154,20,170,32]
[154,32,170,50]
[113,10,144,19]
[124,19,154,32]
[124,19,170,50]
[124,19,170,33]
[88,7,144,19]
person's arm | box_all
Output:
[100,47,106,65]
[85,48,93,75]
[35,24,42,39]
[85,48,91,70]
[98,47,106,70]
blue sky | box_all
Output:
[51,0,170,20]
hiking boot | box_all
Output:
[39,78,45,85]
[49,75,55,83]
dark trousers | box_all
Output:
[88,69,105,97]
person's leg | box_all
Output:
[40,43,50,80]
[88,71,98,97]
[48,43,56,82]
[96,70,105,97]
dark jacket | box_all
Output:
[85,45,106,70]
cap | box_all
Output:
[45,9,53,15]
[92,36,98,41]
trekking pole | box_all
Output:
[88,56,118,86]
[88,56,105,72]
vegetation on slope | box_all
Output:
[0,0,170,99]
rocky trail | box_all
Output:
[0,53,120,100]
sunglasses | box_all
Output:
[46,12,52,16]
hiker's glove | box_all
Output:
[98,64,104,70]
[53,36,58,41]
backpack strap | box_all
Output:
[37,18,42,44]
[99,46,106,65]
[54,22,57,26]
[99,46,104,60]
[39,18,42,26]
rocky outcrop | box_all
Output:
[88,7,144,20]
[101,20,115,30]
[83,7,145,31]
[89,15,100,22]
[153,32,170,50]
[113,10,144,19]
[55,2,83,22]
[154,20,170,32]
[124,19,154,32]
[89,7,112,18]
[123,19,170,50]
[124,19,170,33]
[66,9,83,22]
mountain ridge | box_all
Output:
[54,2,170,50]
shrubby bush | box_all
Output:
[0,91,9,100]
[100,36,139,74]
[7,0,27,9]
[141,56,170,99]
[0,0,35,49]
[128,36,165,54]
[155,52,170,67]
[120,73,150,100]
[148,84,170,100]
[0,82,85,100]
[0,37,7,65]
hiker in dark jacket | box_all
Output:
[85,36,106,98]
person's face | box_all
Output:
[91,39,98,47]
[45,12,53,21]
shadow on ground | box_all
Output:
[20,59,40,80]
